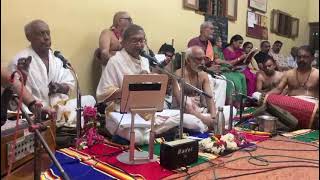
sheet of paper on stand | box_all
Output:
[109,112,151,128]
[155,54,166,63]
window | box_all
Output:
[197,0,237,21]
[271,10,299,38]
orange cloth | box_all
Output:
[205,40,214,61]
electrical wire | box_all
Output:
[168,138,319,179]
[256,139,319,151]
[214,165,319,180]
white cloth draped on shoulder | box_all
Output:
[98,49,236,145]
[96,49,150,104]
[8,47,96,127]
[8,47,75,107]
[97,49,163,145]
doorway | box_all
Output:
[309,22,319,51]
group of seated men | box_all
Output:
[1,11,319,145]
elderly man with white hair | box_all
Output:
[172,46,235,131]
[188,21,227,108]
[96,11,133,68]
[8,19,95,128]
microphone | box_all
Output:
[54,51,70,68]
[237,92,258,103]
[198,65,220,78]
[139,50,162,67]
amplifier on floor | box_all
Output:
[160,139,198,170]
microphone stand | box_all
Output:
[64,64,82,139]
[180,52,185,139]
[234,92,255,127]
[12,95,70,180]
[149,55,212,139]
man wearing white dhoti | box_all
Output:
[173,46,235,131]
[8,19,95,127]
[97,24,180,145]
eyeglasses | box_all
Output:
[120,17,132,22]
[129,38,146,45]
[35,30,50,37]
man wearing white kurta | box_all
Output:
[8,19,95,127]
[97,25,234,145]
[97,25,149,144]
[97,24,182,145]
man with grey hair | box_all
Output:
[95,11,133,68]
[188,21,214,53]
[173,46,216,129]
[173,46,234,131]
[96,24,179,145]
[8,19,95,128]
[187,21,227,108]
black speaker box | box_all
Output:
[160,139,198,170]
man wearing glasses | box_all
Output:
[96,24,149,104]
[96,11,133,68]
[96,24,152,144]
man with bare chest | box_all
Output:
[256,55,284,93]
[269,45,319,99]
[96,11,132,67]
[173,46,217,129]
[264,46,319,130]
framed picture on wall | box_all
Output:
[291,17,299,38]
[248,0,267,13]
[270,9,279,33]
[226,0,237,21]
[183,0,199,10]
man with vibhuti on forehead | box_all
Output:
[188,21,227,108]
[172,46,235,132]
